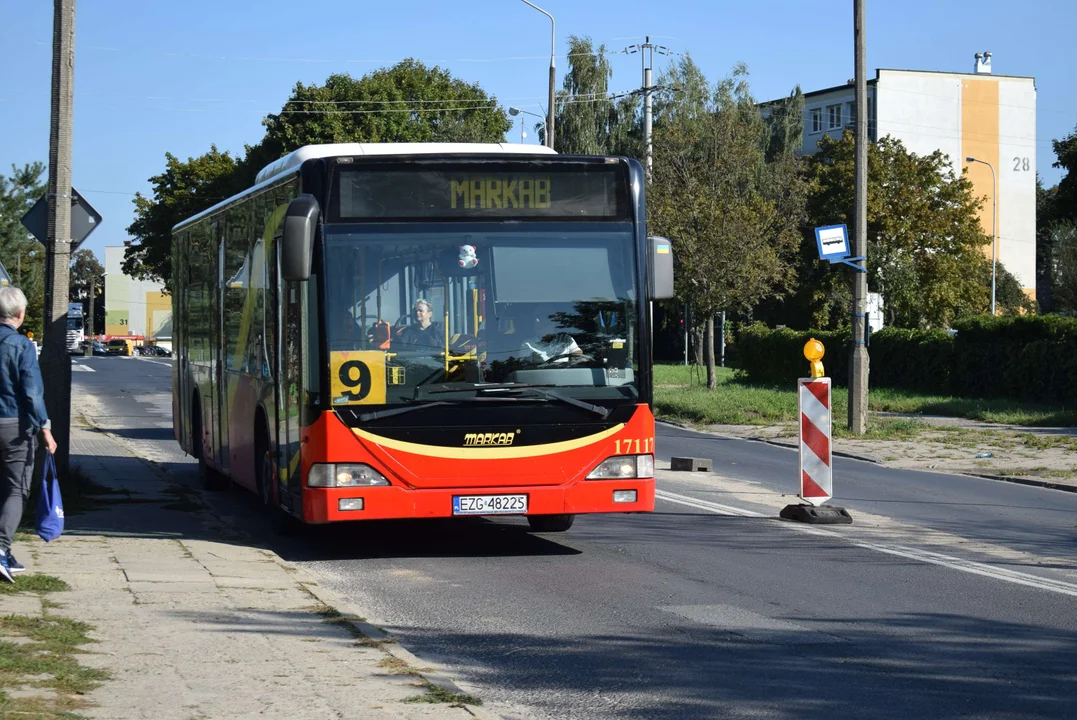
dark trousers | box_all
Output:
[0,422,35,555]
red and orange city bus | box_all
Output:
[171,143,673,533]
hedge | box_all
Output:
[734,316,1077,404]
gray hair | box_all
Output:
[0,287,28,323]
[413,298,433,312]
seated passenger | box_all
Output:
[395,299,443,350]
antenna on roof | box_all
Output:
[974,51,992,74]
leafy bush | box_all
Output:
[734,316,1077,405]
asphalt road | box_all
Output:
[72,356,1077,720]
[655,422,1077,566]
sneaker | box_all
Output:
[7,552,24,573]
[0,556,13,584]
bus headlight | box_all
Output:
[308,463,390,488]
[587,455,654,479]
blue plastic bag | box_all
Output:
[36,454,64,542]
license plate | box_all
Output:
[452,494,528,515]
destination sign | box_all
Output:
[333,165,626,220]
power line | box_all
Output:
[24,39,631,66]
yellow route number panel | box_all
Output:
[330,351,387,406]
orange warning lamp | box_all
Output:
[803,338,825,379]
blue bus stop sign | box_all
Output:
[814,224,865,272]
[815,224,850,262]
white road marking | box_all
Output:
[70,363,96,372]
[655,488,1077,598]
[135,357,173,367]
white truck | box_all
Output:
[66,301,85,353]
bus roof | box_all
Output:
[174,143,558,233]
[254,142,557,185]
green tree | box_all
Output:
[650,65,808,389]
[763,86,805,162]
[69,248,105,334]
[788,133,993,329]
[1051,124,1077,225]
[1036,176,1058,312]
[0,162,48,338]
[1048,221,1077,312]
[124,147,242,287]
[127,61,511,285]
[245,60,511,174]
[546,36,641,158]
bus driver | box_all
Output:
[395,299,443,349]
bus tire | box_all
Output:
[256,431,300,536]
[526,514,575,533]
[192,399,227,491]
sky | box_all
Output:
[2,0,1074,264]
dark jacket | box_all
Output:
[395,322,443,349]
[0,323,50,439]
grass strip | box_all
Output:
[653,365,1077,430]
[0,573,108,720]
[403,681,482,706]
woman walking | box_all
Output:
[0,287,56,582]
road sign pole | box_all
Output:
[42,0,77,479]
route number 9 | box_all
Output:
[329,351,387,405]
[338,360,371,400]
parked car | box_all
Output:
[92,340,107,356]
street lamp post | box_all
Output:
[508,107,545,144]
[519,0,555,150]
[966,156,998,315]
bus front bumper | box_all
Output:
[301,478,655,523]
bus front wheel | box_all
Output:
[527,514,575,533]
[257,439,300,536]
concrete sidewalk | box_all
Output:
[0,423,498,719]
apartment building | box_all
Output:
[766,54,1037,297]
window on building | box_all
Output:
[810,108,822,134]
[828,104,842,129]
[847,101,857,127]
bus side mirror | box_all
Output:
[281,194,320,281]
[648,236,674,300]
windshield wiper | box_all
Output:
[427,382,555,394]
[528,389,610,419]
[358,400,455,422]
[357,396,531,422]
[427,383,610,419]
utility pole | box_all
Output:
[849,0,869,435]
[41,0,76,476]
[626,37,671,182]
[519,1,555,150]
[87,275,94,336]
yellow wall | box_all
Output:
[961,78,1000,262]
[145,292,171,338]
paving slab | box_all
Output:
[0,415,496,719]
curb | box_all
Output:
[280,562,501,719]
[657,417,1077,494]
[77,420,501,719]
[656,418,883,464]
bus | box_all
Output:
[171,143,673,533]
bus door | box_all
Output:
[211,222,229,472]
[274,242,304,499]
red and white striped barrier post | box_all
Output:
[799,376,833,505]
[780,339,853,524]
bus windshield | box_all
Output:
[323,224,639,406]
